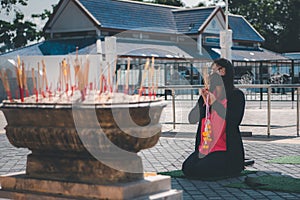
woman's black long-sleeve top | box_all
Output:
[192,88,246,171]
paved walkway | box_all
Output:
[0,100,300,199]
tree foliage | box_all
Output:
[196,0,299,53]
[0,0,27,13]
[0,0,54,53]
[228,0,299,53]
[0,12,39,52]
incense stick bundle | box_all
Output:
[31,68,38,102]
[202,65,209,89]
[76,56,90,101]
[62,59,68,94]
[41,60,49,98]
[22,61,29,97]
[154,67,160,98]
[15,57,24,102]
[0,69,12,102]
[139,58,150,96]
[37,62,41,94]
[78,70,85,101]
[57,62,62,93]
[99,62,103,94]
[67,61,72,92]
[106,62,112,92]
[83,57,90,90]
[21,61,29,96]
[150,57,155,97]
[74,51,80,88]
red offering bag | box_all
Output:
[198,98,227,156]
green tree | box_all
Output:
[229,0,300,53]
[31,7,54,40]
[276,0,299,52]
[1,0,28,13]
[196,2,206,7]
[0,11,39,52]
[0,0,55,53]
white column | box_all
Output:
[96,30,103,58]
[105,36,117,87]
[220,0,232,61]
[197,34,202,55]
[220,30,232,61]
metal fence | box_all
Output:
[114,58,300,97]
[160,84,300,138]
[1,58,300,101]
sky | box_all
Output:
[182,0,203,7]
[1,0,204,17]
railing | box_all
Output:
[159,84,300,137]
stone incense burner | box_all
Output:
[1,100,166,184]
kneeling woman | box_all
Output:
[182,58,245,179]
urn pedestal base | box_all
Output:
[0,101,182,199]
[0,172,182,200]
[26,152,143,184]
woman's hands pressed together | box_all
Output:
[201,88,216,105]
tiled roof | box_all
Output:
[2,38,286,61]
[229,15,265,42]
[77,0,178,33]
[1,38,96,56]
[283,52,300,60]
[76,0,264,42]
[173,7,216,34]
[1,38,200,59]
[208,47,287,61]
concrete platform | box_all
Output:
[0,172,182,200]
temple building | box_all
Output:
[1,0,296,100]
[1,0,287,61]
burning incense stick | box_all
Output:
[76,56,90,101]
[67,60,72,92]
[99,62,103,94]
[15,57,24,102]
[78,70,85,101]
[154,66,160,98]
[62,58,68,94]
[139,58,150,96]
[42,63,48,91]
[0,69,12,102]
[74,55,80,88]
[83,57,90,90]
[202,65,209,89]
[150,57,155,98]
[57,62,62,93]
[106,62,112,93]
[31,68,38,102]
[22,61,29,97]
[37,62,41,94]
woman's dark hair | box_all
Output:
[213,58,235,96]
